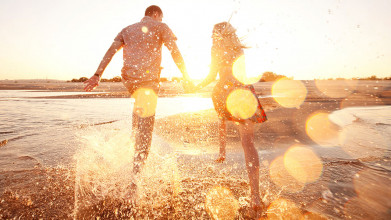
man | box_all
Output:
[84,5,193,174]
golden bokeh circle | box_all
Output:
[305,112,340,147]
[271,78,307,108]
[269,156,305,193]
[283,145,323,184]
[131,87,158,118]
[232,55,262,84]
[226,88,258,120]
[141,26,148,33]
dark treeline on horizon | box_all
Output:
[68,73,391,83]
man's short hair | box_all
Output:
[145,5,163,17]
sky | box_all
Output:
[0,0,390,80]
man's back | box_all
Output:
[116,16,177,82]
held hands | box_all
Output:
[182,79,196,93]
[83,75,100,92]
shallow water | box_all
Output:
[0,90,213,169]
[0,90,390,219]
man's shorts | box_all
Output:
[122,79,160,117]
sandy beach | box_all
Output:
[0,80,390,219]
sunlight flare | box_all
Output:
[232,55,262,84]
[226,88,258,120]
[271,78,307,108]
[283,145,323,184]
[305,112,340,147]
[141,26,148,33]
[131,87,158,118]
[269,156,305,193]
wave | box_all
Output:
[329,105,391,127]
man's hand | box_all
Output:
[83,75,100,92]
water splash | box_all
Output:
[72,125,183,218]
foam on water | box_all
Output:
[328,105,391,160]
[329,105,391,127]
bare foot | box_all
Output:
[247,202,265,219]
[123,182,138,204]
[215,155,225,163]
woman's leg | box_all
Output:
[239,121,261,209]
[216,118,227,162]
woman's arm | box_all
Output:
[196,50,220,90]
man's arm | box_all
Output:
[166,42,196,92]
[84,40,123,92]
[168,42,190,80]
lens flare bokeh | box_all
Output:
[205,186,239,220]
[305,112,340,147]
[269,156,306,193]
[271,78,307,108]
[232,55,262,85]
[141,26,148,33]
[269,145,323,193]
[283,145,323,184]
[131,87,158,118]
[226,88,258,120]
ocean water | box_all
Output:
[0,90,390,219]
[0,90,213,169]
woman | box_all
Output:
[195,22,267,214]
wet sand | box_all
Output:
[1,80,391,219]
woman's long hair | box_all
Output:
[212,22,246,51]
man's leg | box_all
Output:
[132,114,155,174]
[131,87,158,174]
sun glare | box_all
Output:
[284,145,323,184]
[271,78,307,108]
[305,112,340,147]
[269,156,305,193]
[131,87,158,118]
[269,145,323,193]
[232,55,262,84]
[226,88,258,120]
[141,26,148,33]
